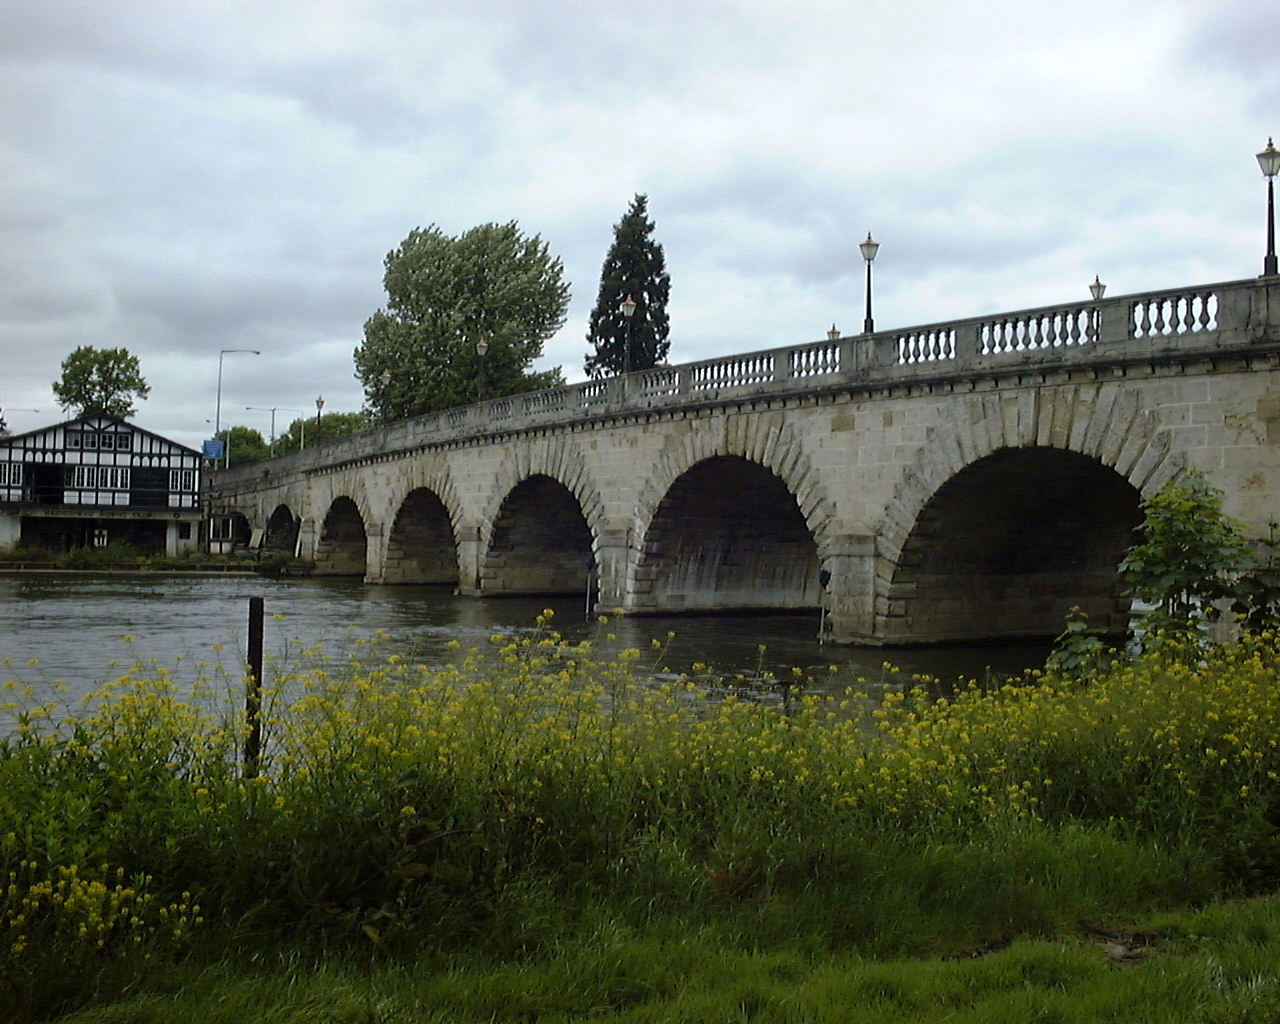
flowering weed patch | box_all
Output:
[5,616,1280,1019]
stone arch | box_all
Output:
[632,412,839,564]
[263,503,300,552]
[315,495,368,576]
[633,454,822,612]
[873,386,1181,642]
[481,474,595,595]
[479,436,607,550]
[384,487,459,583]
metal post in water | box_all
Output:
[244,596,264,777]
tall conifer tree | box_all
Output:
[584,195,670,377]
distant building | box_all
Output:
[0,413,202,556]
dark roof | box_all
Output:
[0,413,203,457]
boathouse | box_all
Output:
[0,414,203,556]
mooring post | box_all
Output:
[244,595,264,777]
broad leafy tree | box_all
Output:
[584,194,671,377]
[215,426,270,468]
[275,411,372,456]
[52,346,151,419]
[355,222,569,419]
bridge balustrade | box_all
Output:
[212,276,1275,485]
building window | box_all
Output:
[178,522,192,540]
[169,469,196,492]
[114,433,132,452]
[66,431,82,449]
[81,432,99,450]
[70,466,130,490]
[0,463,21,487]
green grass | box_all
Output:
[54,895,1280,1023]
[6,621,1280,1022]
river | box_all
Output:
[0,574,1050,708]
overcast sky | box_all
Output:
[1,0,1275,448]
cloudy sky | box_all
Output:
[1,0,1274,448]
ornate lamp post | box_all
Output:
[827,324,840,342]
[1089,276,1106,341]
[314,395,324,442]
[214,349,259,469]
[1258,138,1280,277]
[475,338,489,401]
[620,295,638,374]
[860,233,880,334]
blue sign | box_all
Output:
[203,439,224,459]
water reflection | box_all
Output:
[0,575,1050,709]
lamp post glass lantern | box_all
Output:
[860,233,879,334]
[1258,138,1280,277]
[827,324,840,342]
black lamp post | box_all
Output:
[860,233,879,334]
[475,338,489,401]
[1258,138,1280,277]
[620,295,637,374]
[314,395,324,440]
[1089,276,1106,341]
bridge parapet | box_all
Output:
[213,276,1279,490]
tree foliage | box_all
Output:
[215,426,269,468]
[52,347,151,419]
[355,222,569,420]
[275,412,372,456]
[1094,470,1280,640]
[1119,472,1251,622]
[585,194,671,378]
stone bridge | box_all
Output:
[209,276,1280,645]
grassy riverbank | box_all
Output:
[5,618,1280,1021]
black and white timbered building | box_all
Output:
[0,414,202,555]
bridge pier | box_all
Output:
[819,534,879,645]
[592,531,631,611]
[454,521,486,596]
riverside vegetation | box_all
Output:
[5,473,1280,1022]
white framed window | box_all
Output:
[66,431,82,449]
[70,466,130,490]
[169,468,196,492]
[0,463,21,487]
[81,432,99,450]
[114,433,132,452]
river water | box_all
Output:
[0,574,1050,708]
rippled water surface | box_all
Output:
[0,574,1050,706]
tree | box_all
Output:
[275,412,372,456]
[215,426,270,468]
[52,346,151,419]
[584,194,671,378]
[354,221,569,420]
[1119,472,1250,624]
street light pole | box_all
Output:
[1258,138,1280,277]
[214,349,259,469]
[860,233,879,335]
[475,338,489,402]
[1089,276,1106,341]
[314,395,324,442]
[245,406,305,457]
[620,295,638,374]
